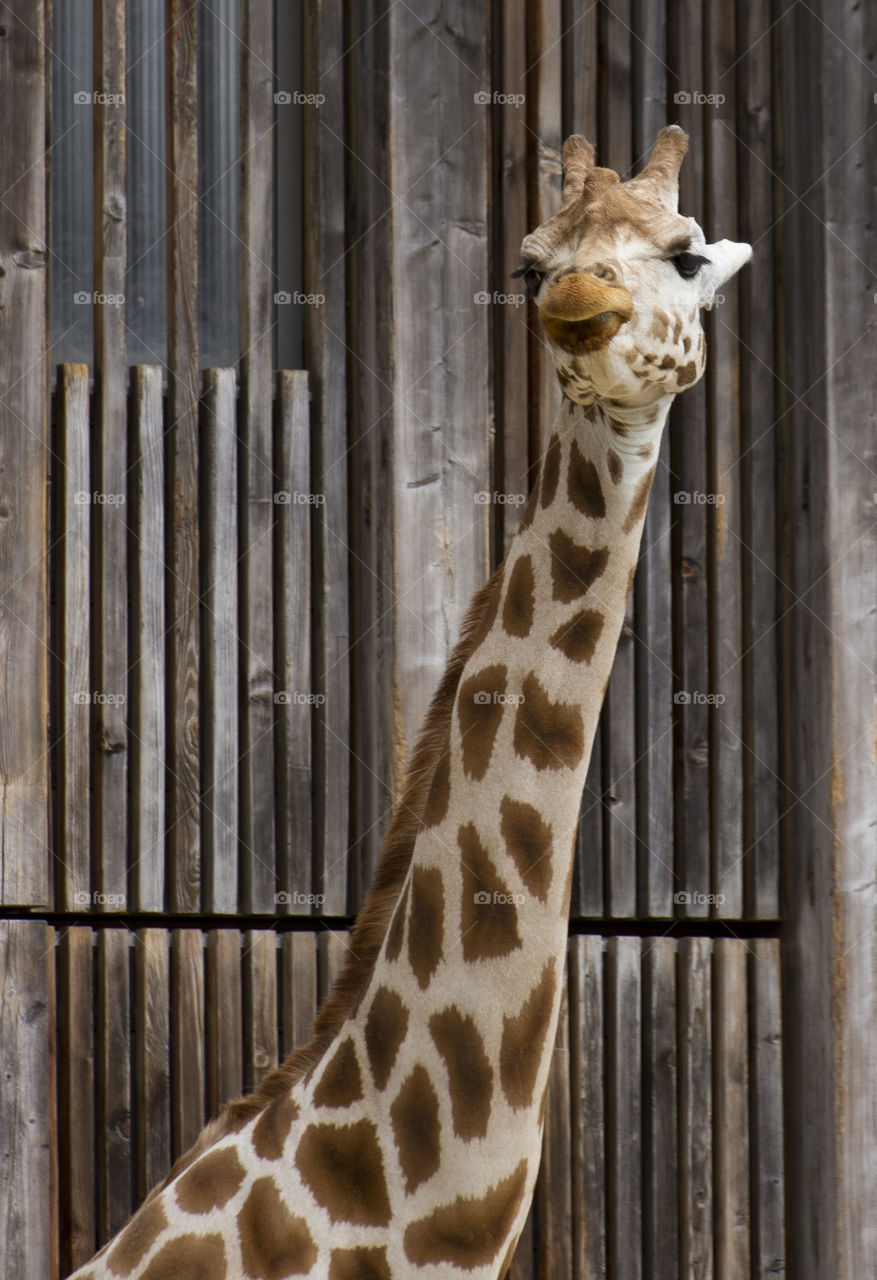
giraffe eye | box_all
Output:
[671,251,710,279]
[511,261,546,297]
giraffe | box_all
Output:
[67,125,751,1280]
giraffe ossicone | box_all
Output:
[69,125,751,1280]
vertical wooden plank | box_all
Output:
[643,937,678,1280]
[55,365,92,912]
[171,929,205,1160]
[678,936,712,1278]
[201,368,239,914]
[130,366,166,912]
[749,940,784,1278]
[280,931,319,1059]
[57,928,95,1276]
[239,0,276,914]
[276,371,313,912]
[669,0,710,919]
[165,0,201,912]
[704,0,743,919]
[134,929,171,1202]
[92,0,129,909]
[738,0,779,920]
[569,935,605,1280]
[243,931,279,1093]
[713,940,749,1279]
[535,956,572,1280]
[303,0,350,915]
[207,930,243,1116]
[606,936,642,1279]
[318,929,349,1003]
[95,930,131,1244]
[0,0,49,907]
[0,922,52,1274]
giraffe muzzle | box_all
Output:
[539,271,634,355]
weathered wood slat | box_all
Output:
[92,0,129,910]
[57,928,95,1275]
[244,931,279,1093]
[201,368,239,913]
[207,930,242,1115]
[669,0,710,919]
[319,929,349,1003]
[171,929,205,1159]
[280,931,319,1058]
[569,935,605,1280]
[749,940,784,1277]
[0,1,49,907]
[134,929,171,1201]
[535,956,573,1280]
[606,936,642,1278]
[55,365,92,912]
[166,0,201,912]
[303,0,350,915]
[130,366,166,912]
[239,0,277,914]
[643,937,678,1280]
[678,936,712,1276]
[276,371,313,912]
[713,940,750,1278]
[95,931,131,1242]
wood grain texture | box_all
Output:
[243,930,279,1092]
[569,935,605,1280]
[55,365,92,912]
[171,929,205,1159]
[749,940,784,1277]
[239,0,277,913]
[201,368,239,913]
[678,937,712,1278]
[280,930,319,1058]
[130,366,166,911]
[714,940,750,1279]
[166,0,201,911]
[206,930,242,1116]
[57,929,95,1275]
[606,936,642,1279]
[95,930,131,1243]
[0,0,49,907]
[134,929,171,1201]
[643,938,678,1280]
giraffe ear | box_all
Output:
[561,135,595,205]
[699,239,753,308]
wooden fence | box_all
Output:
[0,0,874,1276]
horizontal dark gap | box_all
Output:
[3,908,780,940]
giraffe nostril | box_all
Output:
[589,263,616,281]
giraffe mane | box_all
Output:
[147,559,506,1196]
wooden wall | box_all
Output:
[0,0,873,1276]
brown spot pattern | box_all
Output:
[238,1177,318,1278]
[607,449,623,485]
[408,866,444,989]
[567,439,606,518]
[500,959,559,1108]
[140,1235,227,1280]
[404,1159,529,1268]
[540,434,562,509]
[621,465,657,535]
[364,985,409,1090]
[499,796,553,901]
[459,821,522,961]
[513,673,585,771]
[175,1146,246,1214]
[329,1247,392,1280]
[252,1090,299,1160]
[384,877,409,962]
[502,554,535,638]
[390,1064,442,1193]
[549,529,609,602]
[106,1196,168,1276]
[422,747,451,828]
[313,1037,363,1109]
[458,665,508,780]
[677,359,698,386]
[295,1118,391,1226]
[429,1006,494,1140]
[549,607,605,664]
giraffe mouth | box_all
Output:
[540,310,629,355]
[539,273,634,355]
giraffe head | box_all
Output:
[515,125,751,411]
